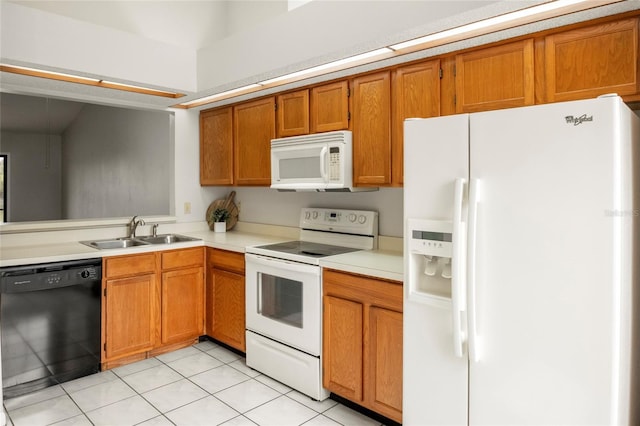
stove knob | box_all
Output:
[312,211,319,219]
[348,213,357,222]
[358,215,367,224]
[305,211,311,220]
[81,269,90,279]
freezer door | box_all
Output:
[468,97,636,425]
[403,115,470,425]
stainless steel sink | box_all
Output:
[81,238,151,250]
[81,234,201,250]
[136,234,201,245]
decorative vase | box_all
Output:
[214,221,226,233]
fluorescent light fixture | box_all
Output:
[0,64,185,99]
[389,0,619,51]
[178,83,263,107]
[258,48,394,86]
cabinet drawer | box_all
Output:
[162,247,204,270]
[105,253,157,278]
[323,269,403,312]
[208,248,245,274]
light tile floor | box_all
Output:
[3,340,384,426]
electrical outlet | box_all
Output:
[184,202,191,214]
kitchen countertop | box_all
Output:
[0,229,404,282]
[320,249,403,282]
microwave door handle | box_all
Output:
[319,146,328,182]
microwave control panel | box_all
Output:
[328,146,341,181]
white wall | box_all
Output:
[172,108,229,223]
[231,187,403,237]
[0,132,62,221]
[0,2,197,93]
[62,105,171,219]
[196,0,497,90]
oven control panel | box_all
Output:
[300,208,378,235]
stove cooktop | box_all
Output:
[252,240,361,259]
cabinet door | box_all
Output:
[455,39,534,113]
[323,295,364,402]
[104,274,157,361]
[311,80,350,133]
[392,60,441,185]
[545,18,639,102]
[367,306,403,423]
[277,89,309,137]
[352,71,391,186]
[161,266,204,345]
[209,268,246,351]
[234,97,276,186]
[200,107,234,185]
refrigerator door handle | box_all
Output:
[452,177,467,358]
[467,178,481,362]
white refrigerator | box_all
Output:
[403,95,639,425]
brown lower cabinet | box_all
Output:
[322,269,403,423]
[101,248,204,369]
[205,248,246,352]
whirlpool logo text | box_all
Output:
[564,114,594,126]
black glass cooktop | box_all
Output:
[255,240,360,258]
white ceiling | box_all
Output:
[0,92,85,134]
[6,0,289,51]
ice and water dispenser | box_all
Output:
[407,218,460,302]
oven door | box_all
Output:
[245,253,321,356]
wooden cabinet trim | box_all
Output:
[105,252,157,278]
[310,80,350,133]
[277,89,310,137]
[208,248,245,274]
[351,70,392,186]
[323,269,403,312]
[233,96,276,186]
[161,247,204,270]
[161,266,204,345]
[545,17,639,102]
[392,59,441,185]
[200,106,234,185]
[455,38,535,112]
[103,273,158,360]
[322,294,364,401]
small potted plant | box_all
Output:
[211,207,230,232]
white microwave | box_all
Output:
[270,130,376,192]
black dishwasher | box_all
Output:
[0,258,102,399]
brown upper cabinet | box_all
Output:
[200,107,234,185]
[234,96,276,186]
[200,14,639,189]
[276,80,350,138]
[310,80,350,133]
[455,39,535,113]
[351,71,392,186]
[276,89,309,137]
[392,60,441,185]
[545,18,639,103]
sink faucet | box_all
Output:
[151,223,159,237]
[128,215,145,238]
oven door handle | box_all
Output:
[246,254,320,275]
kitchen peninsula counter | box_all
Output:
[0,227,404,282]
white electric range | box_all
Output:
[244,208,378,400]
